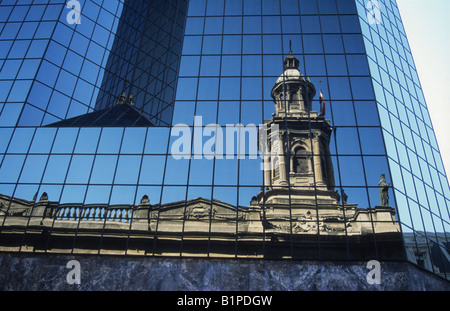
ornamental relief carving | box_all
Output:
[184,205,217,220]
[264,211,349,233]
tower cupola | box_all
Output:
[271,50,316,117]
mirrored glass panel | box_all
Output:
[0,0,447,279]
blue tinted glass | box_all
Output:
[114,155,141,184]
[350,77,375,100]
[329,77,351,99]
[205,17,222,34]
[42,155,71,183]
[303,35,323,53]
[0,155,26,183]
[219,77,240,100]
[222,35,241,54]
[29,127,56,154]
[202,35,222,54]
[120,128,146,154]
[326,55,347,75]
[347,55,370,75]
[26,39,48,58]
[300,0,318,14]
[26,5,46,21]
[244,16,261,34]
[8,80,32,102]
[318,0,337,14]
[0,0,446,276]
[17,59,40,79]
[0,103,22,126]
[343,34,365,53]
[66,155,95,184]
[90,155,118,184]
[0,22,20,39]
[0,59,21,79]
[10,40,31,57]
[323,35,344,53]
[302,16,320,33]
[18,104,44,126]
[35,21,56,39]
[244,0,261,15]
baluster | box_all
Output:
[55,207,61,219]
[88,207,93,220]
[63,208,69,220]
[129,209,133,222]
[80,208,85,220]
[86,207,91,220]
[89,207,94,220]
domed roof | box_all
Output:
[271,50,316,99]
[274,50,304,84]
[275,68,303,84]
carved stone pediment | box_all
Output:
[0,196,31,216]
[0,206,28,217]
[184,204,217,220]
[150,197,247,221]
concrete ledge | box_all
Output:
[0,252,448,291]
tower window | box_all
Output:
[294,147,310,174]
[273,157,280,178]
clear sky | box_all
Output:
[396,0,450,177]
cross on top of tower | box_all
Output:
[283,43,300,71]
[271,44,317,117]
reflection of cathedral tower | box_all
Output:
[253,50,401,248]
[261,50,339,206]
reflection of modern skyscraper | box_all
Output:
[0,0,449,289]
[0,0,186,127]
[93,0,187,126]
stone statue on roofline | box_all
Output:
[379,174,390,206]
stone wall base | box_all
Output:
[0,252,448,291]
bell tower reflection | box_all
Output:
[262,49,339,206]
[254,50,402,258]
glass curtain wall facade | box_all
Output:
[0,0,448,281]
[94,0,186,126]
[355,0,450,278]
[0,0,125,126]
